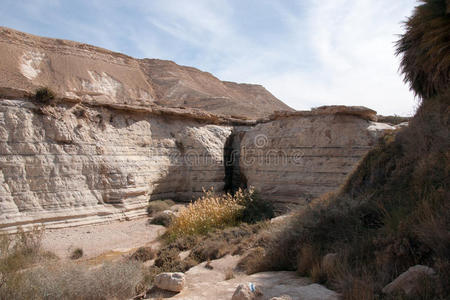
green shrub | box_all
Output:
[34,87,55,104]
[240,190,274,223]
[70,248,83,260]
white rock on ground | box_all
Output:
[231,283,261,300]
[158,254,339,300]
[154,272,186,292]
[270,296,292,300]
[382,265,435,296]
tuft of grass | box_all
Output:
[70,248,83,260]
[165,188,248,239]
[165,187,272,241]
[34,87,56,104]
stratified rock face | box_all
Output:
[239,107,389,209]
[0,99,231,230]
[0,27,292,119]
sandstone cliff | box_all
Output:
[0,27,292,119]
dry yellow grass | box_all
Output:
[167,188,253,239]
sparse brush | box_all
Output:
[130,246,155,262]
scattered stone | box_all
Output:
[270,295,292,300]
[154,272,186,292]
[382,265,435,296]
[231,283,262,300]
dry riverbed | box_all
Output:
[41,218,165,260]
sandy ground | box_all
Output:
[41,218,165,260]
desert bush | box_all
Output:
[147,199,175,216]
[70,248,83,260]
[150,211,174,227]
[0,226,47,276]
[34,87,55,104]
[240,189,274,223]
[130,246,155,262]
[237,247,266,275]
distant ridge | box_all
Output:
[0,26,293,119]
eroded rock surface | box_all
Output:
[382,265,436,296]
[154,255,339,300]
[239,107,394,209]
[0,99,231,230]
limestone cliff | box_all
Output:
[0,98,231,230]
[238,106,391,209]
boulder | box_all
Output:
[154,272,186,292]
[231,283,262,300]
[382,265,435,296]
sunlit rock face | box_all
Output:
[238,107,391,210]
[0,99,231,230]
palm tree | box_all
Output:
[396,0,450,99]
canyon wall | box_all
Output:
[0,98,231,230]
[0,27,397,231]
[239,107,390,210]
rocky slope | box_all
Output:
[0,26,292,119]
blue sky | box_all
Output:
[2,0,419,115]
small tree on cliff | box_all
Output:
[396,0,450,99]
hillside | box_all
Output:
[0,27,293,119]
